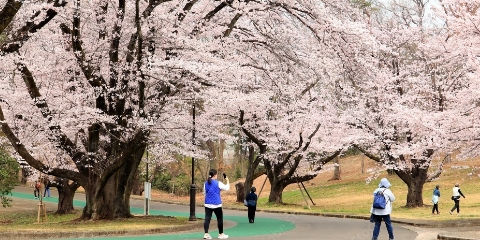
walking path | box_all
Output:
[5,186,480,240]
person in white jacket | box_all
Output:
[370,178,396,240]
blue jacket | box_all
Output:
[204,180,222,205]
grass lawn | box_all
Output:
[219,155,480,221]
[0,210,190,234]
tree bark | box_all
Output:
[235,182,244,203]
[329,156,341,181]
[52,178,79,214]
[242,144,265,198]
[395,160,429,207]
[268,180,285,203]
[131,169,144,196]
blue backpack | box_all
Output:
[372,189,388,209]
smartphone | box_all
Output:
[223,173,226,179]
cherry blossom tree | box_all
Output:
[345,0,464,207]
[1,0,370,218]
[433,1,480,160]
[191,0,383,204]
[0,0,275,219]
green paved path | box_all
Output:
[11,191,295,240]
[10,187,419,239]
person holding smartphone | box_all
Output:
[203,169,230,239]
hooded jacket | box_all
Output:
[370,178,396,215]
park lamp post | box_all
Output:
[189,101,197,221]
[144,145,151,216]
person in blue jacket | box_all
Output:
[370,178,395,240]
[432,185,440,214]
[245,186,258,223]
[203,169,230,240]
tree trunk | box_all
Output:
[268,181,285,204]
[395,159,429,207]
[361,154,364,174]
[19,168,27,184]
[53,178,79,214]
[242,144,265,198]
[131,169,144,196]
[81,142,146,220]
[243,145,256,197]
[235,182,244,203]
[329,156,341,181]
[405,174,426,207]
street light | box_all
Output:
[189,101,197,221]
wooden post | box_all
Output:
[37,182,47,223]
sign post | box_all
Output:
[144,182,151,215]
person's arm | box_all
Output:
[459,189,465,198]
[387,189,395,202]
[218,177,230,191]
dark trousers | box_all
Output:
[248,206,256,223]
[34,188,39,198]
[204,207,224,234]
[451,199,460,213]
[432,203,439,214]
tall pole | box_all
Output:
[189,102,197,221]
[145,146,149,215]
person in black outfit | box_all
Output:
[245,187,258,223]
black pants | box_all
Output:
[204,207,224,234]
[451,199,460,213]
[248,205,256,223]
[432,203,439,214]
[34,188,39,198]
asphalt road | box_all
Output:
[9,187,418,240]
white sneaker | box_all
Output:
[203,233,212,239]
[218,233,229,239]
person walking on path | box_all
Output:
[203,169,230,239]
[34,180,41,199]
[432,185,441,214]
[449,183,465,215]
[43,178,51,198]
[245,186,258,223]
[370,178,396,240]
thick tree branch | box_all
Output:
[143,0,172,18]
[353,144,381,162]
[16,63,84,169]
[1,1,67,54]
[0,0,23,34]
[70,1,107,111]
[94,130,148,198]
[204,0,232,21]
[0,105,81,182]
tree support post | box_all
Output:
[37,184,47,223]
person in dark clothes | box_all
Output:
[43,178,51,198]
[449,183,465,215]
[246,186,258,223]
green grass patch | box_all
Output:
[253,168,480,221]
[0,210,189,233]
